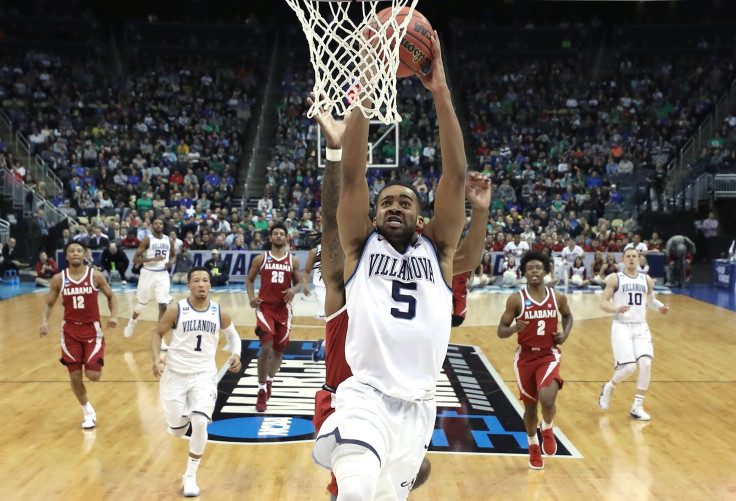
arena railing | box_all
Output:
[13,128,63,196]
[0,218,9,245]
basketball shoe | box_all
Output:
[540,427,557,456]
[528,444,544,469]
[598,382,615,410]
[182,475,200,497]
[160,339,169,351]
[82,403,96,429]
[630,402,650,421]
[312,339,326,362]
[256,389,268,412]
[123,320,135,338]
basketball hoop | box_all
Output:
[285,0,418,124]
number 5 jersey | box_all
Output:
[344,232,451,401]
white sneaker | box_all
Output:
[630,403,651,421]
[160,339,169,351]
[182,475,200,497]
[123,322,135,338]
[82,413,96,429]
[598,382,615,410]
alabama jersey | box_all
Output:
[143,234,171,271]
[345,232,451,401]
[61,267,100,324]
[258,251,295,305]
[514,287,559,349]
[167,299,222,374]
[613,272,648,323]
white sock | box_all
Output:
[634,395,645,406]
[528,434,539,446]
[258,383,267,391]
[82,402,94,415]
[128,318,137,325]
[541,420,553,431]
[185,456,200,478]
[266,376,274,383]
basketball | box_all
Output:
[571,275,584,286]
[369,7,434,78]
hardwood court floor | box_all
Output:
[1,288,735,500]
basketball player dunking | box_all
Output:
[151,266,242,497]
[40,241,118,429]
[245,223,301,413]
[598,248,669,421]
[124,218,176,350]
[312,33,471,501]
[497,250,573,470]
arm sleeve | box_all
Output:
[222,323,241,357]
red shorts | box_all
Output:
[513,346,563,404]
[60,321,105,373]
[255,302,292,353]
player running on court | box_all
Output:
[124,218,176,350]
[598,247,669,421]
[40,241,118,429]
[151,266,242,497]
[497,250,573,470]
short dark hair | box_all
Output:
[270,222,288,236]
[377,181,422,206]
[520,250,551,274]
[64,240,86,255]
[188,266,211,282]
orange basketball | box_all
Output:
[368,7,434,78]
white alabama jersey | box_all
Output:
[613,272,649,323]
[144,234,171,271]
[345,232,452,401]
[313,244,324,287]
[167,299,222,374]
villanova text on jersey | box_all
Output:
[620,281,648,294]
[182,319,218,335]
[367,253,435,283]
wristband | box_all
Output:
[325,147,342,162]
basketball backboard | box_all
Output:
[317,118,400,169]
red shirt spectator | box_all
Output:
[120,233,141,249]
[169,172,184,185]
[36,254,58,278]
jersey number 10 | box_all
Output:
[628,293,642,306]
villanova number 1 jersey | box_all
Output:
[61,267,100,324]
[345,232,452,401]
[168,299,222,374]
[515,287,559,349]
[613,272,648,323]
[144,234,171,271]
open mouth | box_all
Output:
[386,215,402,228]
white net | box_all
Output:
[284,0,418,124]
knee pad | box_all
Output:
[636,356,652,391]
[332,443,380,501]
[134,302,147,315]
[189,412,209,456]
[612,362,637,384]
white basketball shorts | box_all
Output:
[137,268,172,305]
[611,321,654,366]
[159,368,217,428]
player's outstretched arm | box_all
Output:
[553,291,573,345]
[39,272,63,337]
[453,172,491,274]
[420,32,467,282]
[337,95,374,274]
[245,254,264,308]
[497,293,525,339]
[151,304,178,377]
[94,270,118,328]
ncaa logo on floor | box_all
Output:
[208,340,580,457]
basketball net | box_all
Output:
[285,0,418,124]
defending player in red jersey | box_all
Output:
[246,222,301,413]
[451,272,469,327]
[497,250,573,470]
[39,241,118,429]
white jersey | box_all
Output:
[613,271,649,323]
[167,298,222,374]
[313,244,324,288]
[143,234,171,271]
[561,245,584,267]
[345,232,452,401]
[504,240,529,259]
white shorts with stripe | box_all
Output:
[137,268,172,305]
[159,368,217,429]
[611,321,653,367]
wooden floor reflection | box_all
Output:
[1,288,735,500]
